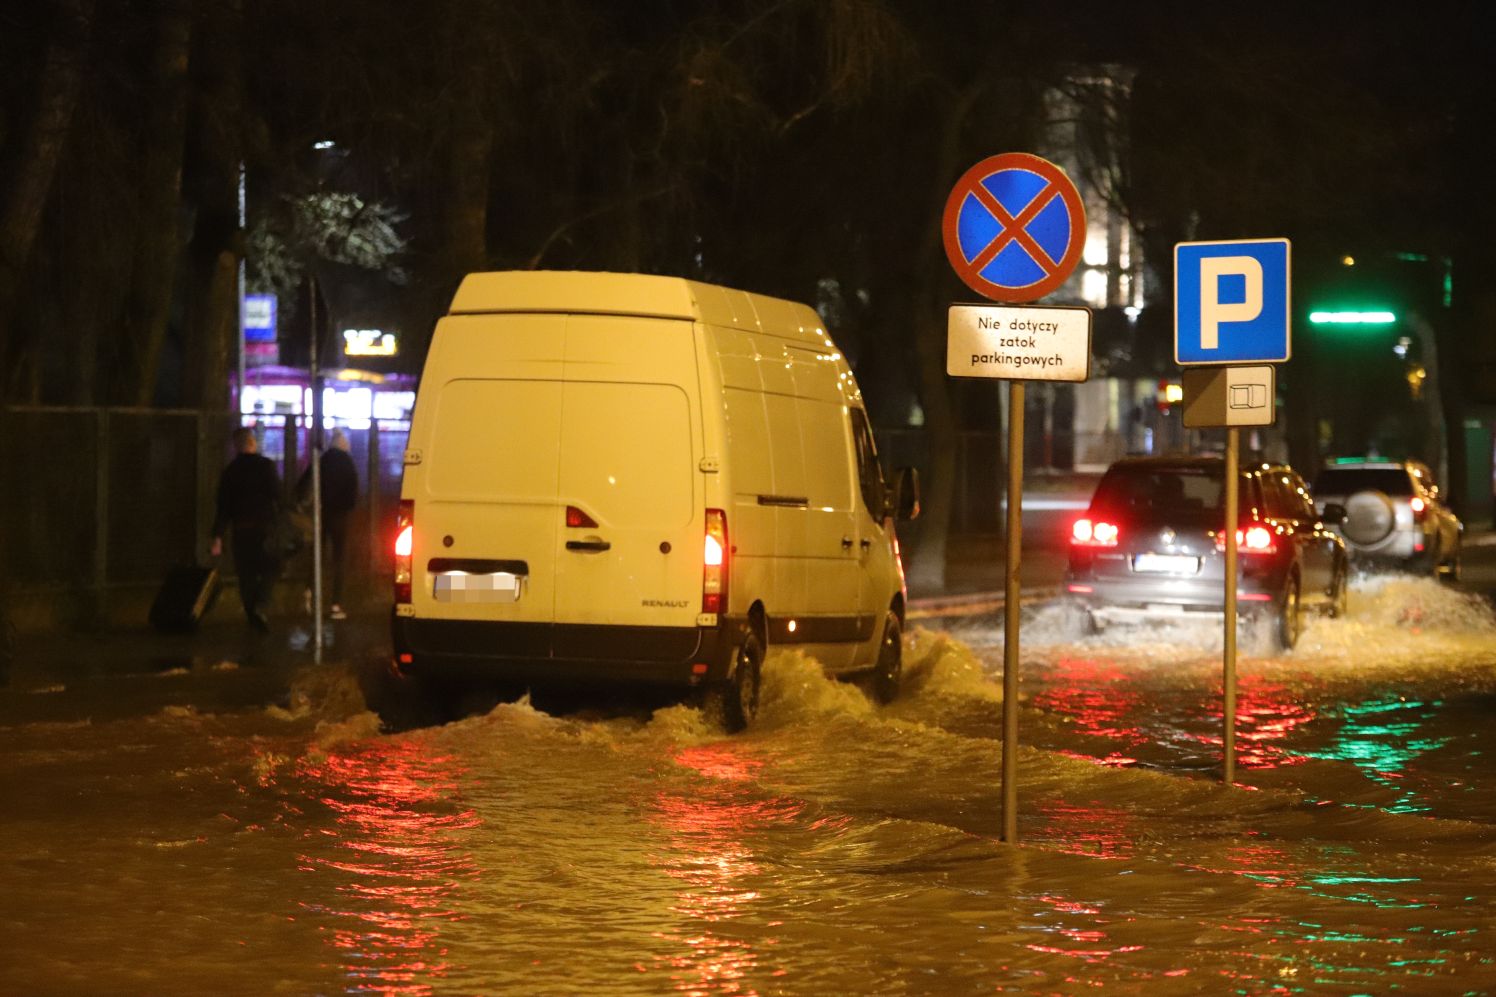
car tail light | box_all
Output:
[1071,518,1119,547]
[1410,497,1427,523]
[1216,523,1277,554]
[703,509,728,615]
[394,500,414,603]
[566,505,598,528]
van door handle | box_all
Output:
[860,538,872,551]
[566,540,611,552]
[841,536,854,550]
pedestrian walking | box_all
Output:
[211,427,282,632]
[297,428,358,619]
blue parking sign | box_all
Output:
[1175,239,1290,365]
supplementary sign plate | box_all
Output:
[947,304,1092,382]
[1181,365,1276,428]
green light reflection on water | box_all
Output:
[1300,696,1451,814]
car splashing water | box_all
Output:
[2,581,1495,994]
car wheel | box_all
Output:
[1440,538,1462,583]
[717,630,763,733]
[1276,576,1301,651]
[1329,562,1349,619]
[871,610,903,705]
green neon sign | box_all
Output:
[1308,310,1397,325]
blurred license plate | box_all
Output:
[433,571,524,603]
[1132,554,1199,574]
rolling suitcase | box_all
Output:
[149,564,221,633]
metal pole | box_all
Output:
[310,279,324,663]
[1002,380,1024,843]
[1223,427,1239,784]
[94,410,110,624]
[236,163,246,412]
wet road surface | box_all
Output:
[2,573,1495,994]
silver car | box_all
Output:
[1310,460,1462,579]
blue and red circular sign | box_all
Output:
[942,152,1087,303]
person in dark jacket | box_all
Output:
[297,428,358,619]
[211,427,282,632]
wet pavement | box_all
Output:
[3,560,1495,994]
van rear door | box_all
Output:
[413,314,565,624]
[552,315,702,632]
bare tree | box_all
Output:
[121,0,193,406]
[0,0,94,398]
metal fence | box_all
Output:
[0,406,408,626]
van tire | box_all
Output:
[871,611,902,704]
[719,631,763,733]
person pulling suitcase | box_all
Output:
[210,427,282,632]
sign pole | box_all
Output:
[1222,427,1238,784]
[1002,380,1024,843]
[941,152,1091,846]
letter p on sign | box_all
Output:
[1199,256,1262,349]
[1174,239,1290,365]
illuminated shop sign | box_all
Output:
[343,328,398,356]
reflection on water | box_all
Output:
[1205,673,1317,770]
[1031,658,1147,767]
[646,743,786,996]
[1302,696,1450,813]
[1036,800,1136,861]
[293,737,480,996]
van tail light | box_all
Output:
[1071,518,1119,547]
[566,505,599,528]
[1216,523,1277,555]
[703,509,728,615]
[394,500,414,603]
[1410,497,1427,523]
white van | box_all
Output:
[390,271,919,728]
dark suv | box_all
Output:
[1065,456,1349,649]
[1310,460,1462,579]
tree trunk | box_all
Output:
[124,0,193,406]
[903,83,986,594]
[183,0,242,412]
[0,0,95,395]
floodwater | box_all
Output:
[3,576,1495,995]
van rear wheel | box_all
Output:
[717,631,762,733]
[871,611,902,704]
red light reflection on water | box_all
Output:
[1201,675,1316,770]
[1036,800,1137,861]
[296,738,480,996]
[1032,658,1145,767]
[1023,893,1145,964]
[644,743,802,995]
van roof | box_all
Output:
[449,271,833,347]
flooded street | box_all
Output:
[4,575,1496,995]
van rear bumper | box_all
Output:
[391,614,740,687]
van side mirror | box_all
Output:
[886,467,921,521]
[1321,502,1347,526]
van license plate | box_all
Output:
[433,572,524,603]
[1132,554,1199,575]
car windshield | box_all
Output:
[1090,466,1225,517]
[1312,468,1413,496]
